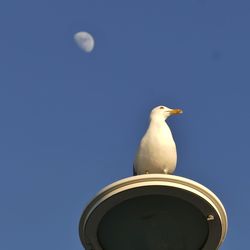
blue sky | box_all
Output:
[0,0,249,249]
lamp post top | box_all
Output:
[79,174,228,250]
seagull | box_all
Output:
[133,105,183,175]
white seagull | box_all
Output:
[133,105,183,175]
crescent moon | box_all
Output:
[74,31,95,53]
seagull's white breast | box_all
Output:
[134,121,177,174]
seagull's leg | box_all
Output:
[163,168,168,174]
[145,171,149,174]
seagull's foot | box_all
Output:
[163,169,168,174]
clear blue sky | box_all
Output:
[0,0,249,249]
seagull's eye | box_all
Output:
[159,106,164,109]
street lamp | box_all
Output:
[79,174,227,250]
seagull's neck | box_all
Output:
[149,117,168,129]
[147,117,173,139]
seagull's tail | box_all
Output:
[133,165,137,176]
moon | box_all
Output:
[74,31,95,53]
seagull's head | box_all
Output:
[150,105,183,121]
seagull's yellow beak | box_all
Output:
[169,109,183,115]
